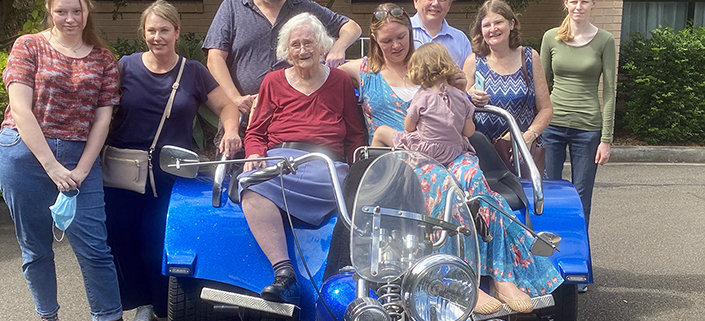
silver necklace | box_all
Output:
[385,65,410,86]
[51,32,83,53]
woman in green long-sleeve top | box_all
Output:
[540,0,615,292]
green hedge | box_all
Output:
[110,33,204,62]
[619,26,705,144]
[1,50,8,123]
[522,36,543,51]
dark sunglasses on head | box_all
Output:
[373,7,405,21]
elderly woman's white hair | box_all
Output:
[276,13,335,63]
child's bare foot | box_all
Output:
[493,280,533,313]
[474,289,502,315]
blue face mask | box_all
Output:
[50,189,79,241]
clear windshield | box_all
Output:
[350,151,480,283]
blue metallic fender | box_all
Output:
[316,271,379,321]
[521,179,593,285]
[162,175,337,321]
[316,272,356,321]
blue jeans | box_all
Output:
[0,128,122,321]
[542,125,601,226]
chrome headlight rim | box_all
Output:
[401,254,478,321]
[344,297,392,321]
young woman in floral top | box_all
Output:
[0,0,123,319]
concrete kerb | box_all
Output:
[609,146,705,163]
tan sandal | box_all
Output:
[474,296,503,315]
[495,292,534,313]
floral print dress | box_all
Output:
[358,57,562,296]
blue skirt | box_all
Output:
[237,148,349,226]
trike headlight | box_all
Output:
[401,254,478,321]
[344,297,391,321]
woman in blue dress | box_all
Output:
[339,2,562,315]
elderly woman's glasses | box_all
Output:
[289,41,315,51]
[373,7,405,21]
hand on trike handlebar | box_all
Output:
[243,154,267,172]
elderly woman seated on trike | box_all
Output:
[237,12,365,305]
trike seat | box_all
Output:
[468,132,528,211]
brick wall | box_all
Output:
[589,0,623,102]
[93,0,217,40]
[94,0,606,41]
[92,0,622,66]
[591,0,622,60]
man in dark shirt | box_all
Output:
[203,0,362,117]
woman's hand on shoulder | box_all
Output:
[243,154,266,173]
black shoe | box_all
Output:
[260,268,300,305]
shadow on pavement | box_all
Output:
[579,266,702,320]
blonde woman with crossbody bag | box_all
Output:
[100,1,241,318]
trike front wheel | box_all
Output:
[167,276,232,321]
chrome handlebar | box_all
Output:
[238,153,353,227]
[475,105,544,215]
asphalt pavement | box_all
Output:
[1,148,705,320]
[0,200,137,320]
[577,162,705,320]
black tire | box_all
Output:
[539,283,578,321]
[167,276,235,321]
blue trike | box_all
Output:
[158,106,591,321]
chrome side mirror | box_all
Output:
[530,232,561,257]
[159,145,200,178]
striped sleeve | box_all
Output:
[2,35,38,90]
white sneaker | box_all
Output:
[133,305,154,321]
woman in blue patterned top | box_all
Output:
[340,3,562,315]
[463,0,552,146]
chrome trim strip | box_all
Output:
[200,287,296,317]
